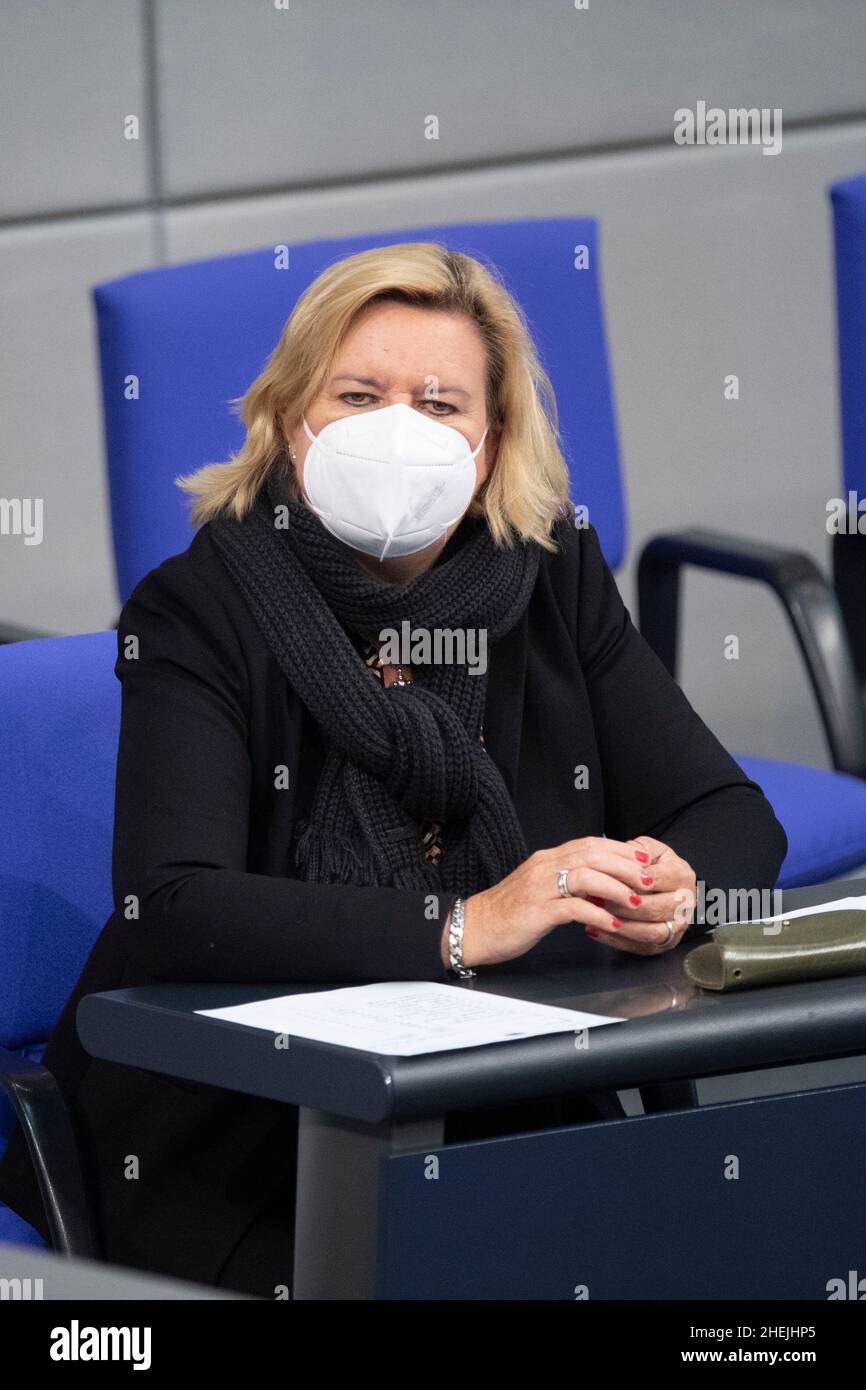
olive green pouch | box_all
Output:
[683,907,866,992]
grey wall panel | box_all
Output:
[155,0,866,199]
[0,1,150,220]
[0,215,157,632]
[163,121,866,765]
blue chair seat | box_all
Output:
[738,755,866,889]
[0,631,118,1254]
[0,1201,46,1248]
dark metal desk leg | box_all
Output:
[639,1079,699,1113]
[292,1108,444,1300]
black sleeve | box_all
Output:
[574,523,788,918]
[111,556,455,984]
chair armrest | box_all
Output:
[832,530,866,693]
[637,527,866,779]
[0,1046,99,1259]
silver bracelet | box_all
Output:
[448,896,476,978]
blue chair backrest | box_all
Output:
[93,218,626,602]
[831,173,866,494]
[0,632,119,1052]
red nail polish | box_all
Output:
[640,873,654,885]
[635,851,650,863]
[629,893,642,906]
[610,917,622,929]
[586,927,600,938]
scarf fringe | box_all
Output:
[295,820,444,893]
[294,821,381,887]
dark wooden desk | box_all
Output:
[77,877,866,1298]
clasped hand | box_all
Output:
[459,834,697,967]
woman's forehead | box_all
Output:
[330,303,488,382]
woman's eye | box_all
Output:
[340,392,376,406]
[423,399,457,415]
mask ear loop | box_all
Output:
[469,425,489,459]
[281,416,315,467]
[286,416,319,468]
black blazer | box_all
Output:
[0,513,787,1288]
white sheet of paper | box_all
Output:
[196,981,624,1056]
[756,894,866,923]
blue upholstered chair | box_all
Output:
[92,218,866,888]
[831,173,866,700]
[93,220,624,606]
[0,631,118,1253]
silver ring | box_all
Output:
[557,868,571,898]
[662,919,676,945]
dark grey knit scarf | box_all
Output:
[208,464,540,897]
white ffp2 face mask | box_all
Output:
[299,402,488,560]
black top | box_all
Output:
[0,512,788,1288]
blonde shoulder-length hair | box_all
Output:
[177,241,572,550]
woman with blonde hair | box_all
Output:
[0,241,786,1295]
